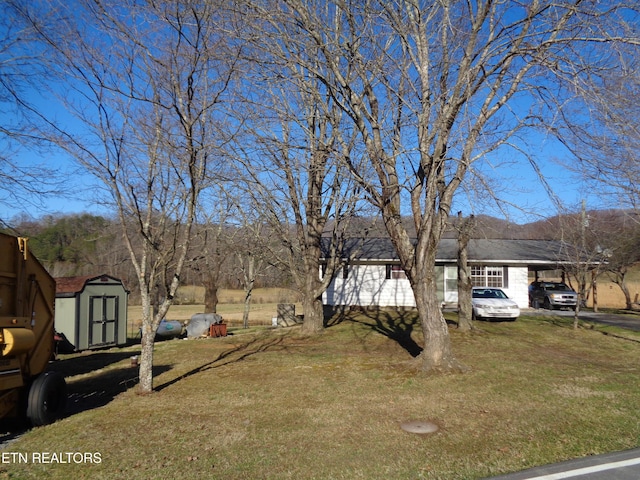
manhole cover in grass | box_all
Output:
[400,420,439,435]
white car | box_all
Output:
[472,287,520,321]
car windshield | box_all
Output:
[473,289,507,299]
[544,283,571,291]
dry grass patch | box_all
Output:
[1,313,639,480]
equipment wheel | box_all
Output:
[27,371,67,426]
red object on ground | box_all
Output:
[209,323,227,337]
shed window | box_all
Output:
[385,264,407,280]
[471,266,508,288]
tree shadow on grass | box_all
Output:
[52,350,147,417]
[328,309,424,358]
[155,332,289,392]
[63,363,171,417]
[54,351,137,377]
[0,353,172,435]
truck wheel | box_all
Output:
[27,372,67,426]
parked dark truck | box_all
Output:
[0,233,66,426]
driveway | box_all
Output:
[526,308,640,332]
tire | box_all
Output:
[543,297,553,310]
[27,371,67,427]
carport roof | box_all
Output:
[322,238,575,266]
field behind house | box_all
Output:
[586,273,640,309]
[1,308,639,480]
[126,287,304,337]
[127,276,640,339]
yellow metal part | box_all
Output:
[0,233,57,422]
[1,328,36,356]
[17,237,28,260]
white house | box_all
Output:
[322,238,573,313]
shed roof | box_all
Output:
[322,238,574,265]
[55,274,126,295]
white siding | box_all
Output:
[323,263,532,310]
[503,266,529,308]
[323,264,416,307]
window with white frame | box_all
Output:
[385,264,407,279]
[471,265,507,288]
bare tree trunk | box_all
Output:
[611,272,633,310]
[204,276,219,314]
[301,293,324,335]
[138,286,163,393]
[573,289,581,330]
[301,250,325,334]
[412,274,459,372]
[591,271,598,313]
[457,256,473,331]
[242,289,252,329]
[242,255,256,329]
[457,213,475,331]
[622,285,633,310]
[139,324,155,393]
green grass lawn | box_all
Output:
[1,312,639,479]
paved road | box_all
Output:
[485,448,640,479]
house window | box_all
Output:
[385,264,407,280]
[471,266,507,288]
[342,264,349,279]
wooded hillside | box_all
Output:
[4,209,639,307]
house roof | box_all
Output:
[55,274,126,296]
[322,238,573,266]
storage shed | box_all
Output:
[55,274,129,351]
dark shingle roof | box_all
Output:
[323,238,572,265]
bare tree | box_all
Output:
[591,211,640,310]
[259,0,638,371]
[191,196,238,314]
[554,202,614,327]
[557,56,640,210]
[233,223,269,329]
[0,3,69,221]
[18,0,241,392]
[231,25,369,334]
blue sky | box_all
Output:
[0,1,621,227]
[0,74,601,226]
[0,83,598,225]
[0,135,594,225]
